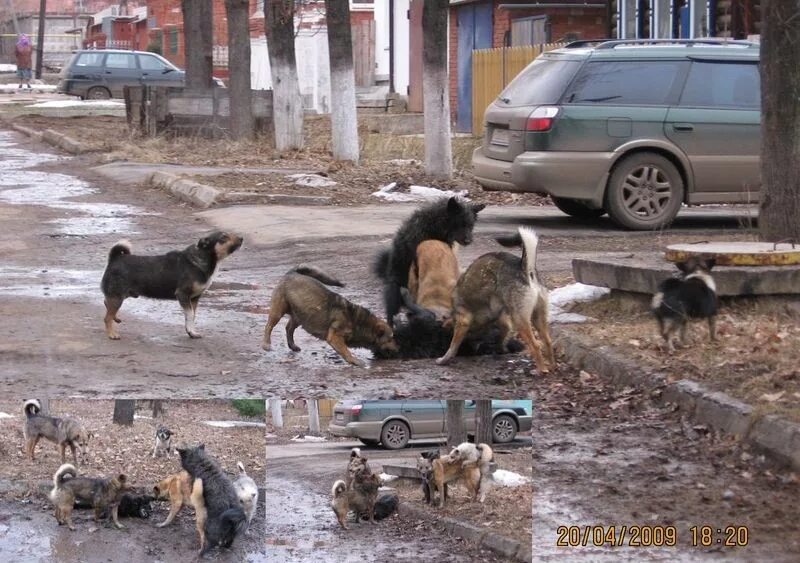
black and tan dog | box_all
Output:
[262,266,398,367]
[23,399,92,464]
[437,227,555,372]
[152,426,174,458]
[331,467,381,529]
[49,463,129,530]
[373,197,485,326]
[100,231,243,339]
[178,444,246,555]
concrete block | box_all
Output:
[693,389,754,438]
[515,543,533,563]
[750,415,800,469]
[263,194,332,206]
[364,113,424,135]
[481,532,521,559]
[451,519,488,544]
[42,128,65,146]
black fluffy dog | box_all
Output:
[178,444,246,555]
[373,197,485,326]
[75,492,154,519]
[360,493,399,521]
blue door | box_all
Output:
[457,2,493,133]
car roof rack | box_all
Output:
[592,38,758,49]
[563,39,610,49]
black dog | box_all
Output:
[651,256,718,352]
[178,444,246,555]
[100,231,243,339]
[373,197,485,326]
[75,493,153,519]
[361,492,399,521]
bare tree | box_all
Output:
[308,399,320,435]
[325,0,359,162]
[152,400,164,418]
[113,400,135,426]
[181,0,214,89]
[37,398,50,415]
[446,400,466,448]
[34,0,46,79]
[266,0,304,150]
[475,400,493,446]
[224,0,254,139]
[422,0,453,178]
[269,399,283,428]
[760,0,800,241]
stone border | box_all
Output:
[553,326,800,470]
[11,123,90,155]
[398,503,531,562]
[149,170,222,208]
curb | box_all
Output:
[553,326,800,470]
[149,170,222,209]
[10,123,90,155]
[398,503,531,562]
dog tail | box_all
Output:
[52,463,77,489]
[23,399,41,417]
[237,461,247,476]
[331,480,347,498]
[108,240,132,262]
[292,266,345,287]
[372,248,391,280]
[477,443,494,464]
[350,447,361,458]
[496,227,539,279]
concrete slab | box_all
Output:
[573,254,800,296]
[363,112,424,135]
[91,162,313,185]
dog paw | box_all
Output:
[261,342,272,351]
[435,356,451,366]
[187,331,202,339]
[288,345,301,352]
[107,332,121,340]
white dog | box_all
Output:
[446,442,494,502]
[233,462,259,533]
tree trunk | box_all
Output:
[38,397,50,415]
[152,400,164,418]
[34,0,46,79]
[266,0,304,150]
[269,399,283,428]
[225,0,253,139]
[759,0,800,241]
[446,400,466,448]
[113,400,135,426]
[181,0,214,89]
[308,399,320,435]
[475,400,493,446]
[325,0,360,162]
[422,0,453,178]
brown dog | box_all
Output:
[403,240,460,323]
[23,400,92,464]
[49,463,129,530]
[331,469,381,529]
[263,266,398,366]
[431,454,481,508]
[437,227,555,372]
[152,470,194,528]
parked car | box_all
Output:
[328,400,533,449]
[58,49,224,100]
[472,39,761,230]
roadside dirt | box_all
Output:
[569,294,800,422]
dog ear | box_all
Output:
[446,196,462,214]
[198,237,212,249]
[704,257,716,270]
[152,485,160,495]
[198,443,205,450]
[471,203,486,215]
[675,260,690,274]
[118,474,127,483]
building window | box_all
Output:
[510,16,549,46]
[169,28,179,55]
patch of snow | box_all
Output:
[26,100,124,109]
[372,184,469,203]
[289,434,327,443]
[379,473,398,483]
[549,282,610,324]
[0,412,14,419]
[133,414,152,420]
[492,469,531,487]
[385,159,421,166]
[0,83,57,91]
[287,173,338,188]
[0,64,16,72]
[203,420,267,428]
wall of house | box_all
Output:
[0,14,90,66]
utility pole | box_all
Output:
[35,0,46,79]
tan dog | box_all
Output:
[402,240,460,324]
[153,470,207,552]
[431,453,481,508]
[263,266,398,366]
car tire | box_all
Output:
[358,438,379,447]
[492,414,518,443]
[551,197,606,219]
[87,86,111,100]
[380,420,410,450]
[605,152,684,230]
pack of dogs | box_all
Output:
[96,195,718,366]
[330,448,398,529]
[23,401,258,556]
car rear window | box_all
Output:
[74,52,104,67]
[496,58,581,107]
[680,61,760,109]
[563,60,686,105]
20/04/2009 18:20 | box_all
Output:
[555,525,750,548]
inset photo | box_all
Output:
[266,399,532,562]
[0,398,266,560]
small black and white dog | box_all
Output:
[152,426,174,458]
[651,257,718,352]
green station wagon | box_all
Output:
[328,400,533,449]
[472,39,761,230]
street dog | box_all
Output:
[363,493,398,521]
[331,469,381,529]
[345,448,372,488]
[23,399,92,464]
[373,197,485,326]
[263,266,398,366]
[652,257,718,352]
[152,470,194,528]
[403,240,460,324]
[100,231,243,339]
[152,426,174,458]
[49,463,129,530]
[436,227,555,373]
[233,462,259,534]
[431,453,481,508]
[417,449,447,505]
[77,493,154,519]
[178,444,246,554]
[446,442,494,502]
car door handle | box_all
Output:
[673,123,694,132]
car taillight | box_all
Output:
[526,106,559,132]
[350,404,362,419]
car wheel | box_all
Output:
[358,438,379,447]
[87,86,111,100]
[492,414,517,443]
[551,197,606,219]
[380,420,410,450]
[605,152,684,230]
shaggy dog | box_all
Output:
[233,462,259,534]
[49,463,128,530]
[446,442,494,502]
[23,399,92,464]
